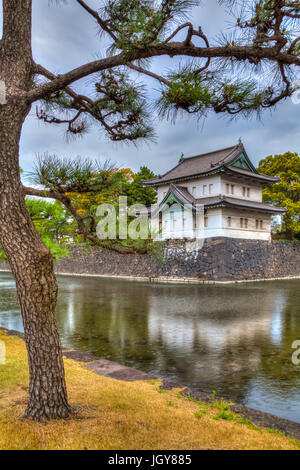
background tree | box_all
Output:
[0,198,71,262]
[26,155,156,253]
[26,199,72,249]
[0,0,299,421]
[124,166,157,207]
[258,152,300,240]
[67,166,135,217]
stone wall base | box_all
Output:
[0,238,299,282]
[53,238,300,281]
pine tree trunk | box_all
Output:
[0,0,71,421]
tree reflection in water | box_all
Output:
[0,272,299,422]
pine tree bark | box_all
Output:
[0,0,71,421]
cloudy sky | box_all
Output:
[1,0,299,175]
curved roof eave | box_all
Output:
[143,166,278,187]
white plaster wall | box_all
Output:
[203,208,223,239]
[160,204,195,239]
[220,208,271,240]
[155,206,272,241]
[156,175,222,202]
[157,185,170,203]
[181,175,222,198]
[221,176,263,202]
[154,174,271,241]
[157,176,263,203]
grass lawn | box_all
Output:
[0,330,299,450]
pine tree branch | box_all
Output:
[30,43,300,103]
[75,0,117,41]
[126,64,171,86]
[30,53,128,102]
[288,36,300,53]
[23,185,146,254]
[34,63,156,141]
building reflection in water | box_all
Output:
[0,272,300,422]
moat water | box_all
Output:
[0,271,299,423]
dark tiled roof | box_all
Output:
[144,145,240,185]
[223,166,279,183]
[196,195,286,214]
[154,183,285,214]
[170,184,195,205]
[143,144,279,186]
